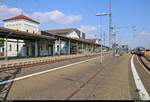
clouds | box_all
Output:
[32,10,82,24]
[0,5,23,20]
[0,4,82,25]
[79,25,97,33]
[78,25,99,38]
[140,31,150,36]
[131,31,150,48]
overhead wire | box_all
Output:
[33,0,51,10]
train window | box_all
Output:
[139,47,145,51]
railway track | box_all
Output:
[137,55,150,72]
[0,53,106,73]
[143,55,150,62]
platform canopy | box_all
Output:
[0,27,55,41]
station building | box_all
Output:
[0,14,108,59]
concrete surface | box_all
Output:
[3,54,132,100]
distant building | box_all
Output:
[0,15,104,58]
[86,39,101,44]
[1,14,41,57]
[46,28,85,39]
[46,28,86,54]
[3,14,40,34]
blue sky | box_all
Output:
[0,0,150,48]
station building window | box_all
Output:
[57,45,59,52]
[40,45,43,51]
[9,44,12,51]
[2,48,4,52]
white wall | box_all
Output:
[4,38,25,57]
[96,39,101,44]
[55,40,68,55]
[60,41,68,54]
[2,38,55,57]
[66,31,80,39]
[4,19,39,33]
[79,31,85,39]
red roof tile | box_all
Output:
[3,14,40,24]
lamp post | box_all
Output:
[96,13,109,63]
[5,32,12,61]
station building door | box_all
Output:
[48,44,53,56]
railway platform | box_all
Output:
[0,52,110,72]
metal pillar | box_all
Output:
[47,41,49,56]
[59,38,61,56]
[53,42,55,56]
[5,38,8,61]
[92,44,94,52]
[87,44,89,52]
[82,43,84,53]
[91,44,93,52]
[100,15,103,63]
[35,40,38,57]
[5,32,13,60]
[68,40,70,55]
[38,41,40,57]
[86,44,88,51]
[90,44,92,52]
[103,32,105,46]
[88,44,90,51]
[76,42,78,54]
[109,0,112,48]
[17,39,19,57]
